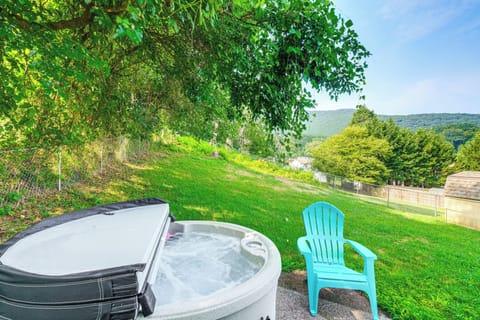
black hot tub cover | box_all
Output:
[0,198,173,320]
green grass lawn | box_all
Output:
[1,138,479,319]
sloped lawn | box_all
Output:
[1,141,479,319]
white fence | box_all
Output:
[313,171,445,216]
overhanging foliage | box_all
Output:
[1,0,369,148]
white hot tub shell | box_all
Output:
[141,220,282,320]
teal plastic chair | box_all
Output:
[297,202,379,319]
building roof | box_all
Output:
[444,171,480,200]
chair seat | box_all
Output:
[313,264,367,283]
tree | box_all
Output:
[310,126,391,184]
[1,0,370,149]
[407,129,454,186]
[344,106,455,186]
[456,132,480,171]
[349,106,412,185]
[242,122,276,158]
[349,105,377,126]
[371,120,412,185]
[434,123,479,150]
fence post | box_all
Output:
[100,143,103,173]
[434,194,438,217]
[123,139,127,162]
[387,186,390,207]
[57,147,62,191]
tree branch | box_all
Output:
[219,9,259,27]
[45,2,95,30]
[9,1,130,31]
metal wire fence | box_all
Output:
[1,137,446,218]
[0,138,151,212]
[313,171,445,217]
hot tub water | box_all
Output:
[153,232,262,306]
[139,221,281,320]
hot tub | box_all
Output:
[140,221,281,320]
[0,200,281,320]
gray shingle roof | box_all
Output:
[444,171,480,200]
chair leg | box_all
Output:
[367,285,379,320]
[306,278,318,316]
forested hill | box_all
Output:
[378,113,480,130]
[304,109,355,136]
[304,109,480,137]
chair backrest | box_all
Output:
[302,202,345,265]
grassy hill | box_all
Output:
[304,109,480,137]
[2,138,479,320]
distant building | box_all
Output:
[444,171,480,230]
[288,157,313,171]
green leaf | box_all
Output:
[113,25,125,39]
[167,19,179,33]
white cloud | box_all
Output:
[381,79,439,114]
[312,92,362,111]
[311,72,480,115]
[311,0,480,116]
[375,72,480,114]
[456,16,480,34]
[379,0,476,41]
[380,0,435,19]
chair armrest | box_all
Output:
[297,236,314,273]
[297,236,312,257]
[345,239,377,260]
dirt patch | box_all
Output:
[279,270,384,316]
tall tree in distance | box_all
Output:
[349,104,377,126]
[370,119,413,185]
[310,125,392,184]
[434,123,479,150]
[456,132,480,171]
[314,105,456,187]
[410,129,455,187]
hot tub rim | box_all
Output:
[144,220,281,320]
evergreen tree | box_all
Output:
[409,129,455,187]
[456,132,480,171]
[340,106,455,186]
[349,105,377,126]
[434,123,479,150]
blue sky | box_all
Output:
[312,0,480,115]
